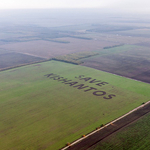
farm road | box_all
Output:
[62,101,150,150]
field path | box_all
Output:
[61,101,150,150]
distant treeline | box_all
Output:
[52,52,98,65]
[68,35,92,40]
[103,44,124,49]
[0,52,99,71]
[51,58,80,65]
[44,39,70,43]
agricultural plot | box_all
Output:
[0,37,115,59]
[0,50,45,70]
[0,61,150,150]
[53,51,98,64]
[87,24,136,33]
[116,28,150,38]
[1,23,150,59]
[89,112,150,150]
[81,45,150,83]
[0,24,99,59]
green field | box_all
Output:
[90,112,150,150]
[0,60,150,150]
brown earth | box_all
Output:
[0,52,45,70]
[81,47,150,83]
[0,38,115,59]
[1,31,149,59]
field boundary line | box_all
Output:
[1,48,47,59]
[81,65,150,85]
[61,100,150,150]
[0,59,51,72]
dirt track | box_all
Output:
[63,101,150,150]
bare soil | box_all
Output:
[0,52,45,70]
[0,38,115,59]
[81,47,150,83]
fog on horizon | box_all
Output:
[0,8,150,28]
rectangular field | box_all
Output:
[0,50,45,70]
[81,45,150,83]
[0,60,150,150]
[0,38,115,59]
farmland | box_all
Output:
[1,19,150,59]
[0,61,150,150]
[0,49,45,70]
[81,44,150,83]
[89,112,150,150]
[67,100,150,150]
[1,9,150,150]
[0,37,115,59]
[52,51,98,64]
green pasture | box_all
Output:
[0,60,150,150]
[91,112,150,150]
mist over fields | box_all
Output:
[1,8,150,150]
[0,8,150,27]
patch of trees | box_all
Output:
[68,35,92,40]
[51,58,80,65]
[103,44,124,49]
[52,52,98,65]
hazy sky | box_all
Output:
[0,0,150,12]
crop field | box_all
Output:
[0,49,45,70]
[1,22,150,60]
[81,45,150,83]
[53,51,98,64]
[0,60,150,150]
[1,30,150,59]
[1,31,149,60]
[89,112,150,150]
[0,37,116,59]
[116,28,150,38]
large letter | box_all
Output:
[96,82,108,86]
[81,77,91,82]
[57,77,64,81]
[103,94,116,99]
[93,91,106,96]
[44,73,55,78]
[89,79,101,83]
[74,84,89,89]
[84,87,97,92]
[60,78,72,83]
[65,82,78,86]
[75,75,84,79]
[49,75,60,80]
